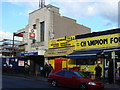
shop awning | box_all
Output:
[44,47,74,57]
[103,47,120,55]
[66,49,103,59]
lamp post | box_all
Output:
[111,51,115,84]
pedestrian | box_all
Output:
[24,63,30,75]
[49,64,53,73]
[44,63,49,77]
[39,66,44,76]
[9,64,13,73]
[44,63,53,77]
[3,63,8,73]
[95,63,102,80]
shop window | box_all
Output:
[32,39,36,44]
[76,59,95,65]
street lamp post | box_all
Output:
[111,51,116,84]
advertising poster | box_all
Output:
[18,60,24,66]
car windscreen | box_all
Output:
[73,71,88,78]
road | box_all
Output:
[2,75,70,90]
[2,75,120,90]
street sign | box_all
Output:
[111,51,116,84]
[111,51,115,59]
[29,33,35,39]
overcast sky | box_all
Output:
[0,0,119,40]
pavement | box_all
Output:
[2,73,120,89]
[3,73,48,82]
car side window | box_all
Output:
[56,71,65,76]
[64,71,75,78]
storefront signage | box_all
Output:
[111,51,115,59]
[76,33,120,50]
[48,36,75,48]
[20,52,38,56]
[29,29,36,39]
[18,60,24,66]
[45,47,74,57]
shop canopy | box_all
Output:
[66,49,103,59]
[44,47,74,57]
[103,47,120,55]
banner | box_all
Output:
[45,47,74,57]
[48,36,75,48]
[76,33,120,50]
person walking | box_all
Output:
[44,63,49,77]
[49,64,53,73]
[95,63,102,80]
[44,63,53,77]
[24,63,30,75]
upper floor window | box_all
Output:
[32,39,36,44]
[40,21,45,42]
[33,24,36,29]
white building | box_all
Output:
[16,4,91,74]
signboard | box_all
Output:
[29,33,35,38]
[45,47,74,57]
[48,36,75,48]
[111,51,115,59]
[18,60,24,66]
[76,33,120,50]
[11,59,14,61]
[20,52,38,56]
[29,29,36,39]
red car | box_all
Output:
[48,70,104,89]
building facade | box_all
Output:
[16,4,91,75]
[0,39,22,58]
[46,28,120,80]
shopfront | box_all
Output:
[20,52,44,75]
[45,36,77,72]
[66,28,120,79]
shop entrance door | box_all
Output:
[54,57,68,72]
[55,60,62,72]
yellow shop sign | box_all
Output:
[48,36,75,48]
[76,33,120,50]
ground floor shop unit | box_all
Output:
[44,47,77,72]
[47,57,77,72]
[20,52,45,76]
[2,57,28,74]
[66,47,120,81]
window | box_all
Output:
[40,21,45,42]
[32,39,36,44]
[73,71,88,78]
[33,24,36,29]
[76,59,95,65]
[56,71,65,76]
[64,71,75,77]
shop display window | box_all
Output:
[76,59,95,65]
